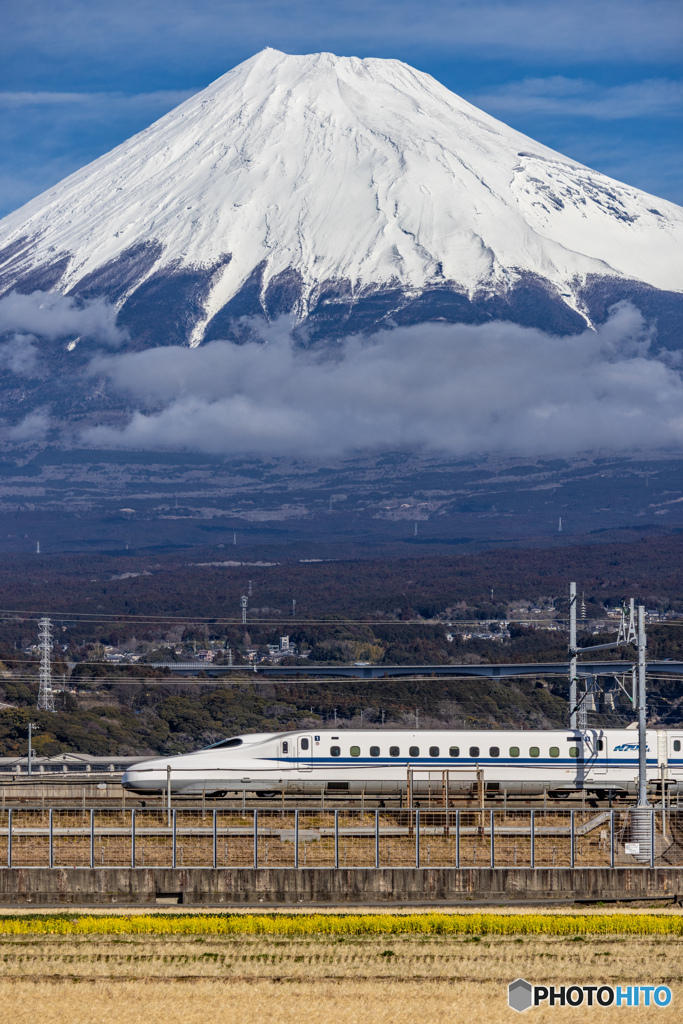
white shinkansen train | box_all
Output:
[122,727,683,802]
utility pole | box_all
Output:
[37,617,55,713]
[637,605,648,808]
[292,599,296,617]
[568,583,577,728]
[241,595,248,625]
[248,580,252,597]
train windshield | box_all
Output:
[200,737,244,750]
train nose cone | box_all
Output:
[122,769,145,791]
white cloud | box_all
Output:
[471,77,683,121]
[0,90,194,109]
[0,290,128,346]
[0,334,40,375]
[6,409,50,442]
[80,304,683,458]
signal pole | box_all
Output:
[37,617,55,713]
[569,583,577,728]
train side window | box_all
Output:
[390,746,400,757]
[429,746,440,757]
[597,740,604,751]
[674,740,682,752]
[350,746,361,757]
[549,746,559,758]
[529,746,540,757]
[330,746,341,757]
[300,738,309,751]
[370,746,380,757]
[449,746,459,757]
[469,746,480,757]
[509,747,520,757]
[282,741,288,754]
[409,746,420,757]
[489,746,500,757]
[569,747,580,758]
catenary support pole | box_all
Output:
[212,809,217,869]
[490,809,495,868]
[90,809,94,869]
[294,809,299,869]
[638,605,648,808]
[253,809,258,869]
[569,583,578,728]
[570,810,575,868]
[530,809,535,868]
[49,808,53,869]
[131,809,136,868]
[375,809,379,868]
[7,809,11,868]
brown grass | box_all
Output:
[0,932,681,1022]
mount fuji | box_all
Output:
[0,48,682,350]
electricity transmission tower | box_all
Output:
[37,617,56,713]
[241,595,248,625]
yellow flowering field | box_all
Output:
[2,910,683,937]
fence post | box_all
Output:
[415,809,420,868]
[570,810,575,869]
[294,809,299,869]
[213,809,217,869]
[455,809,460,869]
[172,809,177,869]
[650,809,655,868]
[7,809,11,868]
[490,809,495,868]
[375,809,379,868]
[253,809,258,869]
[49,808,53,869]
[334,809,339,869]
[131,808,136,868]
[530,809,535,869]
[610,809,614,869]
[90,809,94,869]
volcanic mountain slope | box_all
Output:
[0,48,682,348]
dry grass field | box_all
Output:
[0,913,681,1023]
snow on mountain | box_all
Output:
[0,48,681,348]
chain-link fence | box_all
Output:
[0,807,680,868]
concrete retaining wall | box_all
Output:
[0,868,682,905]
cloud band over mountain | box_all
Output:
[71,304,683,458]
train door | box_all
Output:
[297,735,313,772]
[668,734,682,778]
[280,737,293,769]
[586,732,607,775]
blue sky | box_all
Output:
[1,0,682,219]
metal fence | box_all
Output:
[1,807,681,869]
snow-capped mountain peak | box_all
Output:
[0,48,681,348]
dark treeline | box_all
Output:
[0,532,681,626]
